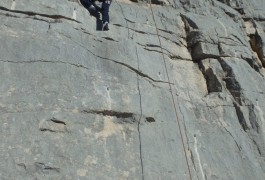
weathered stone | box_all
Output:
[0,0,265,179]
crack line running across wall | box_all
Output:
[136,47,144,180]
[53,30,172,85]
[0,6,80,23]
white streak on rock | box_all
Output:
[217,19,228,37]
[194,135,206,180]
[73,8,77,20]
[11,0,16,10]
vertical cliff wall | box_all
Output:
[0,0,265,179]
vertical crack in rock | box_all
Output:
[251,139,262,156]
[249,32,264,68]
[243,19,265,70]
[223,126,242,151]
[198,60,223,94]
[248,104,260,133]
[181,14,220,62]
[180,14,194,56]
[136,47,144,180]
[115,0,130,38]
[234,102,249,132]
[218,58,244,105]
[233,102,264,156]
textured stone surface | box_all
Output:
[0,0,265,179]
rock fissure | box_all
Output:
[39,118,68,133]
[0,6,80,23]
[199,62,223,94]
[34,162,60,173]
[136,47,145,180]
[0,59,90,69]
[54,30,172,84]
[218,58,244,105]
[1,0,265,179]
[249,33,265,67]
[82,109,134,119]
[0,11,60,24]
[223,126,242,152]
[115,1,130,38]
[251,139,262,156]
[0,57,169,86]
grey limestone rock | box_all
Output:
[0,0,265,179]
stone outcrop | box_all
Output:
[0,0,264,179]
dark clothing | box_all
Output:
[101,0,111,24]
[81,0,111,30]
[80,0,100,13]
[80,0,93,9]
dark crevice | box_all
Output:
[249,33,265,68]
[143,47,163,54]
[150,0,166,6]
[112,23,122,27]
[243,57,261,72]
[102,37,118,42]
[0,12,60,24]
[248,105,260,133]
[40,128,57,132]
[169,55,192,61]
[129,0,166,6]
[137,42,168,54]
[251,139,262,156]
[83,110,134,119]
[230,34,245,46]
[0,6,80,23]
[223,126,242,151]
[157,28,175,35]
[234,102,249,132]
[198,61,223,94]
[16,163,26,170]
[129,28,147,34]
[218,58,244,105]
[136,47,145,180]
[0,59,90,69]
[34,162,60,173]
[77,27,92,35]
[125,18,136,23]
[50,117,66,125]
[146,117,155,123]
[39,118,67,133]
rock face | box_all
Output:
[0,0,265,179]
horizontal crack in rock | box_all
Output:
[83,110,134,118]
[0,6,80,23]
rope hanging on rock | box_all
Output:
[148,1,193,179]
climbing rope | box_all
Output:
[148,1,193,180]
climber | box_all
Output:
[80,0,101,20]
[101,0,112,31]
[79,0,111,31]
